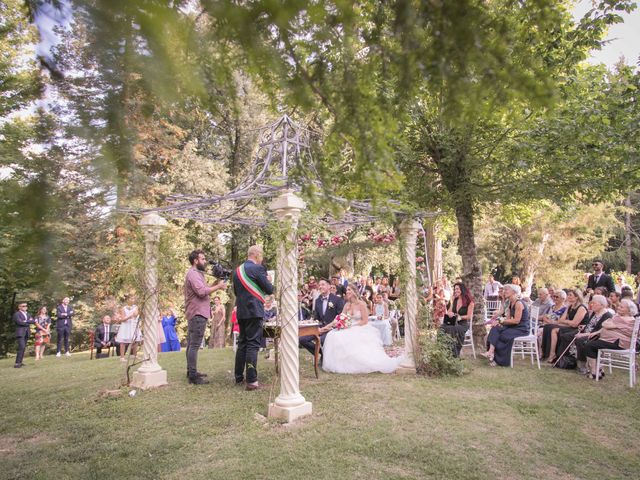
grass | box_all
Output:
[0,348,639,480]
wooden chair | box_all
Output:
[89,331,115,359]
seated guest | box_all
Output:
[594,286,609,298]
[388,277,401,301]
[263,295,277,322]
[371,293,389,319]
[94,315,117,358]
[260,295,277,349]
[608,291,621,314]
[614,275,629,294]
[531,288,553,318]
[431,281,447,327]
[482,284,529,367]
[583,299,638,379]
[160,308,181,352]
[440,282,475,357]
[539,290,567,327]
[298,292,311,321]
[569,295,613,373]
[377,277,390,296]
[620,286,634,301]
[541,288,587,363]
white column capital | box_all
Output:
[399,218,421,236]
[139,213,168,243]
[268,190,306,221]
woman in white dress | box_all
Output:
[322,284,402,374]
[115,295,141,361]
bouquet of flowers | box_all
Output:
[333,312,352,330]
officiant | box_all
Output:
[233,245,274,391]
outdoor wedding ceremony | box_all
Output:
[1,0,639,479]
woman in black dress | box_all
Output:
[541,288,587,363]
[440,282,475,357]
[483,284,530,366]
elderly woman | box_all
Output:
[482,284,529,367]
[440,282,475,357]
[583,299,638,379]
[541,289,587,363]
[540,290,567,325]
[568,295,613,373]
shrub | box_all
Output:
[414,302,465,377]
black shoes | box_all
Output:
[188,376,210,385]
[185,372,208,379]
[14,363,24,368]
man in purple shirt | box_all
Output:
[184,249,227,385]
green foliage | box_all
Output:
[476,199,621,288]
[415,303,465,377]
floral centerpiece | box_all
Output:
[333,312,352,330]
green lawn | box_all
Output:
[0,348,638,480]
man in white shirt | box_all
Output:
[530,288,554,317]
[483,275,502,300]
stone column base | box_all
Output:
[395,365,417,375]
[268,401,313,423]
[131,369,168,390]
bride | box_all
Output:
[322,284,402,374]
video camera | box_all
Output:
[208,259,232,281]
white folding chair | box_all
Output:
[484,300,501,323]
[596,317,640,388]
[460,321,476,359]
[511,305,540,369]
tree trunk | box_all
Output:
[625,193,632,274]
[454,201,485,348]
[424,219,442,285]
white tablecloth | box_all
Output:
[368,316,393,346]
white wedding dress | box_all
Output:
[322,310,402,374]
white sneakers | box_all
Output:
[56,352,61,357]
[56,352,71,357]
[65,352,71,357]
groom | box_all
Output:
[300,278,344,360]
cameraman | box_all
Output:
[184,249,227,385]
[233,245,273,390]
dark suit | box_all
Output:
[14,311,35,366]
[232,260,274,384]
[94,324,117,357]
[300,293,344,356]
[587,273,615,294]
[56,303,74,354]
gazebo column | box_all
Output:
[268,190,312,422]
[397,219,421,374]
[131,213,168,390]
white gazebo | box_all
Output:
[125,115,435,422]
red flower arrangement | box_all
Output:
[333,312,352,330]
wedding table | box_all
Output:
[368,316,393,346]
[263,320,321,378]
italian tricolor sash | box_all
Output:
[236,264,266,303]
